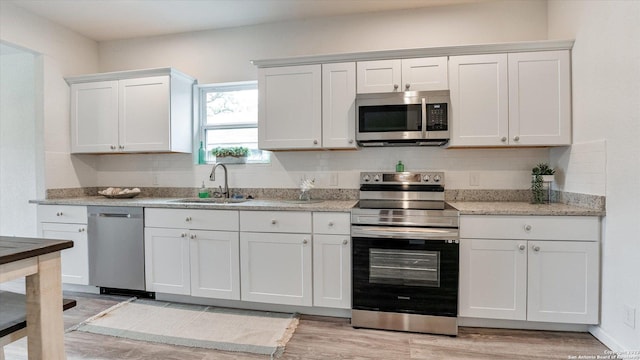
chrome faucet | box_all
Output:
[209,163,229,198]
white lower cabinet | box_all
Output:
[38,205,89,285]
[459,215,600,325]
[312,212,351,309]
[190,230,240,300]
[240,232,312,306]
[313,234,351,309]
[144,227,191,295]
[144,209,240,298]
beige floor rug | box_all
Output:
[74,298,299,358]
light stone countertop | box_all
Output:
[31,197,605,216]
[448,201,605,216]
[30,196,358,212]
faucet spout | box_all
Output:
[209,163,229,198]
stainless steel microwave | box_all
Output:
[356,90,450,146]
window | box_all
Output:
[198,81,269,163]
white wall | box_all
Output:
[0,49,38,236]
[0,1,100,190]
[95,0,550,191]
[548,0,640,352]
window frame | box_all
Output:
[196,81,268,164]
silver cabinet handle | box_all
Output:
[56,212,63,216]
[524,224,532,232]
[393,84,399,90]
[271,219,277,225]
[328,221,334,227]
[501,137,507,142]
[190,234,197,239]
[78,228,85,232]
[405,83,410,90]
[181,232,187,238]
[185,217,192,222]
[110,145,116,150]
[342,239,348,245]
[313,140,318,145]
[519,244,526,251]
[533,245,540,252]
[348,139,354,144]
[302,239,308,245]
[118,145,124,150]
[513,136,520,141]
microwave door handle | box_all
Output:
[421,97,427,138]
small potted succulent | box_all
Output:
[531,163,555,204]
[211,146,249,164]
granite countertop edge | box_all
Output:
[447,201,605,216]
[31,197,605,216]
[29,197,359,212]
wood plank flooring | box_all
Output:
[3,292,609,360]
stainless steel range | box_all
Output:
[351,171,460,335]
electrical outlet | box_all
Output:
[469,172,480,187]
[624,304,636,329]
[329,173,339,187]
[152,174,159,186]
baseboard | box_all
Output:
[589,325,629,353]
[459,317,591,332]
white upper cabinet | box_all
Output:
[68,68,195,154]
[449,51,571,147]
[508,51,571,146]
[448,54,509,147]
[322,62,357,149]
[357,57,448,93]
[258,65,322,150]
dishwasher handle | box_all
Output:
[98,213,131,218]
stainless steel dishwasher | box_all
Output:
[88,206,150,296]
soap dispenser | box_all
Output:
[198,181,209,198]
[396,161,404,172]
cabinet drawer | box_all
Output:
[460,215,600,241]
[145,208,238,231]
[38,205,87,224]
[313,212,350,235]
[240,211,311,233]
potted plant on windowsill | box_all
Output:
[212,146,249,164]
[531,163,555,204]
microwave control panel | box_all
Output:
[426,103,448,131]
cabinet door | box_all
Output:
[144,227,190,295]
[527,240,599,324]
[40,222,89,285]
[258,65,322,150]
[119,76,171,152]
[240,232,312,306]
[322,62,357,149]
[508,51,571,146]
[448,54,509,147]
[459,239,527,320]
[70,81,119,153]
[313,234,351,309]
[190,230,240,300]
[401,57,448,91]
[356,59,402,93]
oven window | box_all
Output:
[369,248,440,287]
[359,104,422,132]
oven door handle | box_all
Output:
[351,225,458,241]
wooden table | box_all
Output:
[0,236,73,360]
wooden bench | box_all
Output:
[0,291,76,359]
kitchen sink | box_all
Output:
[171,198,250,204]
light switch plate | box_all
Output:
[624,304,636,329]
[469,172,480,187]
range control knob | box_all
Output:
[362,174,371,182]
[422,174,430,182]
[433,175,441,183]
[373,174,381,182]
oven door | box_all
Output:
[351,225,459,317]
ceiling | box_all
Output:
[7,0,487,42]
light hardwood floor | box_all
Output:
[3,292,609,360]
